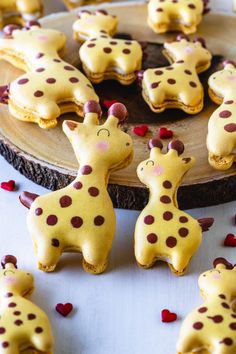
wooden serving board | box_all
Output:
[0,2,236,210]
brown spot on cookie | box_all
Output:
[34,90,44,97]
[64,65,75,71]
[0,328,6,334]
[51,239,60,248]
[73,181,83,190]
[80,165,92,175]
[144,215,155,225]
[28,314,36,320]
[154,70,163,75]
[220,338,233,346]
[14,320,23,326]
[94,215,105,226]
[188,3,196,9]
[225,100,234,104]
[36,67,45,72]
[123,49,131,54]
[219,110,232,118]
[221,302,230,309]
[87,43,96,48]
[59,195,72,208]
[69,77,79,83]
[88,187,99,197]
[167,79,176,84]
[198,307,207,313]
[2,342,9,348]
[18,78,29,85]
[46,215,58,226]
[184,70,192,75]
[193,322,203,330]
[151,82,161,89]
[189,81,197,88]
[156,8,163,11]
[178,228,189,237]
[160,195,171,204]
[14,311,21,316]
[147,233,158,243]
[166,236,177,248]
[46,78,56,84]
[163,180,172,189]
[229,323,236,330]
[207,315,223,323]
[71,216,83,228]
[163,211,173,221]
[35,327,43,333]
[103,47,112,53]
[35,208,43,216]
[8,303,17,308]
[35,53,44,59]
[224,123,236,132]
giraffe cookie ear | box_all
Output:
[213,257,234,270]
[193,37,206,48]
[1,255,17,269]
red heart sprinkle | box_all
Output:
[224,233,236,247]
[133,125,149,137]
[103,99,118,110]
[159,127,174,139]
[161,309,177,323]
[1,180,15,191]
[55,303,73,317]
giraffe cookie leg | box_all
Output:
[33,238,63,272]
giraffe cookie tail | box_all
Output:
[0,84,10,105]
[198,217,214,232]
[19,191,39,209]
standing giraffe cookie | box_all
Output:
[0,0,43,29]
[177,258,236,353]
[73,10,143,85]
[134,139,214,275]
[138,35,212,115]
[147,0,210,34]
[0,22,98,129]
[0,255,54,354]
[20,100,133,274]
[207,60,236,170]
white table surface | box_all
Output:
[0,1,236,354]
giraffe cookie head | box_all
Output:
[63,100,133,169]
[208,60,236,98]
[0,255,34,297]
[199,258,236,300]
[137,139,195,187]
[164,36,212,71]
[73,10,118,41]
[2,22,66,54]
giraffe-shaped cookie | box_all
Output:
[177,258,236,353]
[147,0,209,34]
[139,35,212,115]
[19,100,133,274]
[0,0,43,28]
[0,22,98,129]
[207,60,236,170]
[134,139,214,275]
[73,10,143,85]
[0,255,54,353]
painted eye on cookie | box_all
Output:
[3,270,15,276]
[146,160,154,166]
[97,128,110,137]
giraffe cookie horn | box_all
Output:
[213,257,234,270]
[1,255,17,269]
[83,100,102,125]
[197,217,214,232]
[19,191,39,209]
[107,103,128,126]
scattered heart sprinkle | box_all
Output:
[161,309,177,323]
[159,127,174,139]
[103,99,118,110]
[55,303,73,317]
[1,180,15,192]
[133,124,149,137]
[224,233,236,247]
